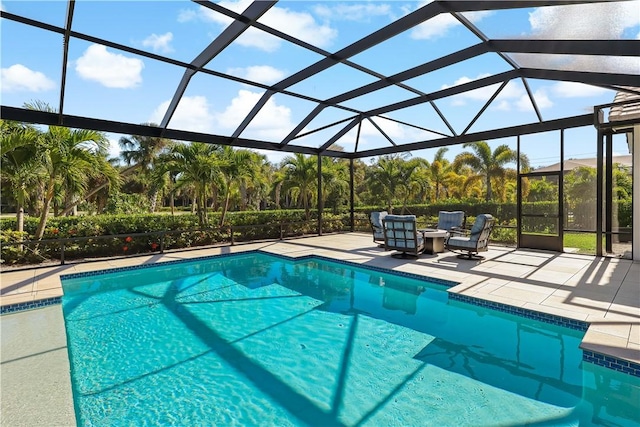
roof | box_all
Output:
[2,0,639,159]
[534,154,632,172]
[609,88,640,123]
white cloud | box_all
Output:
[181,2,337,51]
[216,90,294,139]
[439,74,561,112]
[75,44,143,88]
[441,74,524,106]
[150,96,216,134]
[411,13,458,40]
[551,82,608,98]
[528,1,640,39]
[495,100,512,111]
[226,65,286,85]
[515,89,553,112]
[177,9,197,23]
[343,116,431,147]
[411,9,492,40]
[150,90,295,140]
[335,117,437,149]
[0,64,55,92]
[107,136,121,161]
[142,32,174,53]
[313,3,391,21]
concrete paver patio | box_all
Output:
[1,232,639,426]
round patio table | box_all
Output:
[419,229,448,254]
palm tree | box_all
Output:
[0,120,43,235]
[406,158,431,205]
[34,125,113,239]
[270,168,287,209]
[366,155,416,213]
[281,153,317,220]
[217,146,257,226]
[158,142,221,226]
[119,125,173,212]
[241,153,271,210]
[453,141,527,202]
[321,156,350,213]
[430,148,452,201]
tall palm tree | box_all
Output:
[453,141,527,202]
[270,168,287,209]
[33,125,113,239]
[21,102,118,235]
[119,125,173,212]
[430,147,453,201]
[321,156,350,213]
[397,157,423,213]
[0,120,43,234]
[366,155,416,213]
[217,146,257,226]
[158,142,221,226]
[281,153,317,220]
[241,153,271,211]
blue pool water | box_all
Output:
[61,252,640,426]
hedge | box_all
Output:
[0,210,346,265]
[4,198,624,265]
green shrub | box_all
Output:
[104,192,151,215]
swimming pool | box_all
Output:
[61,252,640,426]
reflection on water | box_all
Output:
[269,256,639,425]
[62,253,640,426]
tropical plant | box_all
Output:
[158,142,222,226]
[453,141,528,202]
[19,101,117,240]
[281,153,318,220]
[119,125,174,212]
[34,125,116,239]
[366,155,420,213]
[407,158,431,205]
[0,120,43,234]
[429,147,452,201]
[321,156,350,213]
[217,146,259,226]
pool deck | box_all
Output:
[1,232,639,426]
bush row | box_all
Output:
[8,198,626,265]
[0,211,352,264]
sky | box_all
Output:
[1,0,639,168]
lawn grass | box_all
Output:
[563,232,596,254]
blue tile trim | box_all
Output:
[449,293,590,332]
[583,350,640,378]
[258,251,459,287]
[0,296,62,315]
[58,249,457,288]
[59,251,243,280]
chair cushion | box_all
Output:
[470,214,488,236]
[447,236,477,249]
[370,211,388,228]
[438,211,465,230]
[386,235,424,249]
[384,215,416,231]
[384,214,416,221]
